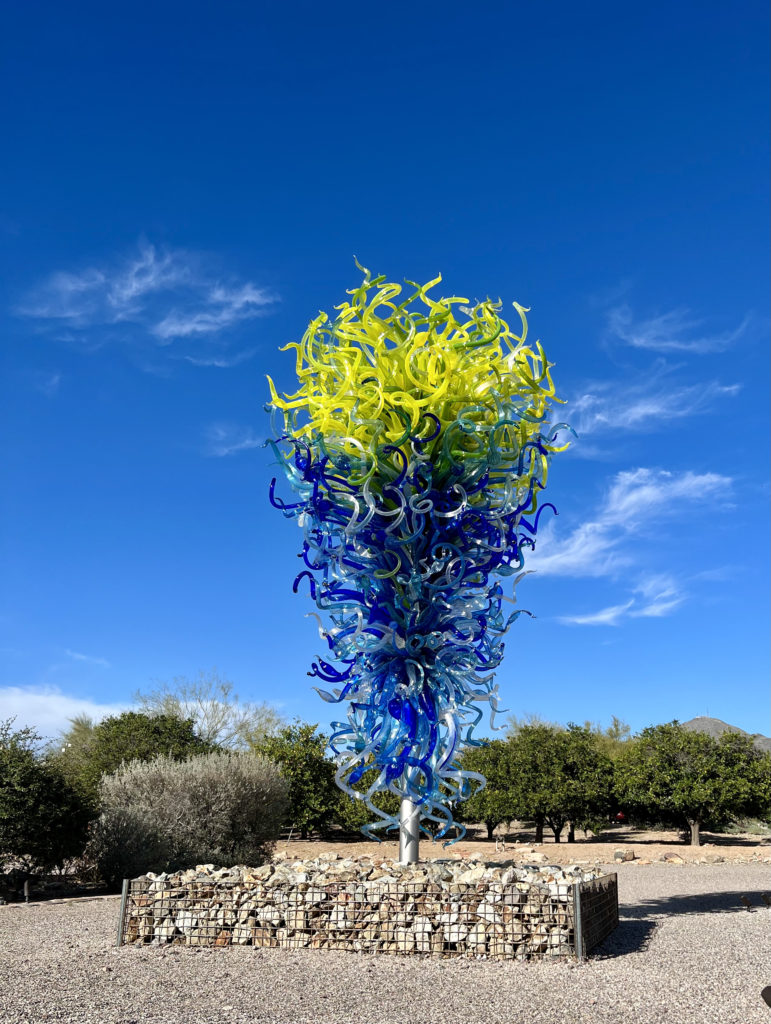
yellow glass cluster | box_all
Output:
[267,266,567,491]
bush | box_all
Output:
[90,751,288,886]
[55,711,214,810]
[250,723,339,838]
[0,719,92,874]
[333,786,401,833]
[717,817,771,836]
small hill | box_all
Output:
[681,716,771,753]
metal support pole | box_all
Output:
[116,878,129,947]
[572,882,583,962]
[398,797,420,864]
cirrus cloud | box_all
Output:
[16,242,278,367]
[607,305,752,354]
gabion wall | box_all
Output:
[576,873,619,957]
[119,870,618,961]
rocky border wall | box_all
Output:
[118,862,618,961]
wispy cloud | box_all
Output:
[570,377,741,437]
[631,575,685,618]
[153,284,274,341]
[559,601,635,627]
[558,575,685,626]
[607,305,752,354]
[527,521,631,579]
[529,467,725,580]
[603,467,723,527]
[34,371,62,397]
[183,348,256,368]
[205,423,263,457]
[17,243,278,366]
[64,648,111,668]
[0,685,126,739]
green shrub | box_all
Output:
[55,711,214,810]
[90,751,288,886]
[0,720,91,873]
[250,723,338,838]
[333,786,401,832]
[715,816,771,836]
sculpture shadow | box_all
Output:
[623,889,771,918]
[591,888,770,959]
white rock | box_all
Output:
[175,910,197,936]
[329,906,352,930]
[443,922,468,943]
[155,917,176,943]
[467,922,488,951]
[437,911,459,926]
[232,921,253,944]
[476,902,501,924]
[257,904,282,926]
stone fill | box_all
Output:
[122,855,608,960]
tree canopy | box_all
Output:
[456,740,519,839]
[54,710,213,808]
[506,724,614,842]
[250,722,339,838]
[134,669,284,749]
[0,719,91,871]
[616,721,771,845]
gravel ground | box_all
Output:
[1,863,770,1024]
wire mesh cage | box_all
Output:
[117,872,618,960]
[576,873,619,956]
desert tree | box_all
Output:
[456,740,519,840]
[0,719,91,874]
[616,721,771,845]
[134,669,284,749]
[250,722,338,838]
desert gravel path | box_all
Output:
[1,863,770,1024]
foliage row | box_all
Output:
[457,721,771,845]
[2,707,771,895]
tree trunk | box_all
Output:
[534,815,544,844]
[688,819,701,846]
[551,822,563,843]
[567,823,575,843]
[486,821,495,841]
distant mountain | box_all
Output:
[681,716,771,753]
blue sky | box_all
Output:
[1,1,768,742]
